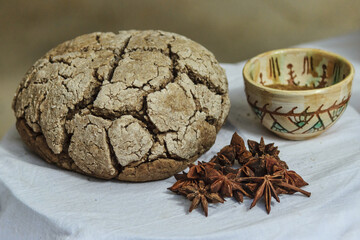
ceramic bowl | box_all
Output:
[242,48,354,140]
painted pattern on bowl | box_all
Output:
[243,48,354,140]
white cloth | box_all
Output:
[1,32,360,240]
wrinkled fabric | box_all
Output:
[1,32,360,240]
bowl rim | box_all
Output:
[242,48,355,95]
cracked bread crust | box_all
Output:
[12,30,230,182]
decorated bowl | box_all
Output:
[242,48,354,140]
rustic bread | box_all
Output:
[12,30,230,181]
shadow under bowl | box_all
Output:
[242,48,354,140]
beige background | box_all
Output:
[1,0,360,139]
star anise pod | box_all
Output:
[248,137,277,156]
[187,161,216,179]
[273,169,309,195]
[248,175,281,214]
[236,164,255,178]
[187,162,205,179]
[265,154,282,173]
[207,162,238,176]
[275,179,311,198]
[244,182,258,197]
[219,145,236,165]
[168,171,197,194]
[210,153,233,167]
[240,175,311,214]
[265,155,309,189]
[233,185,254,203]
[206,167,253,201]
[230,132,253,165]
[209,144,237,167]
[233,182,257,202]
[206,168,234,197]
[179,180,224,217]
[244,153,287,177]
[248,137,288,169]
[244,154,267,176]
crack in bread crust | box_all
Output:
[12,30,230,182]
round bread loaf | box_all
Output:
[12,30,230,181]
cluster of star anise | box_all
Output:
[168,133,311,216]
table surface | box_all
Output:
[0,32,359,240]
